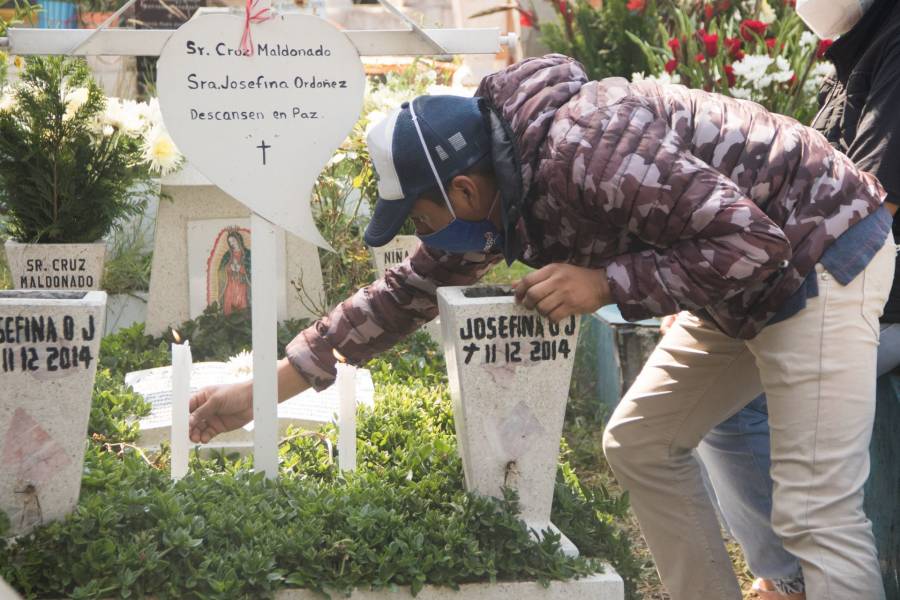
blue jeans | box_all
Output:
[699,323,900,589]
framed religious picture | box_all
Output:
[187,218,287,320]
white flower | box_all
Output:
[771,56,795,83]
[799,31,818,49]
[62,86,90,121]
[142,125,182,176]
[227,350,253,381]
[102,124,115,136]
[103,97,146,134]
[732,54,774,90]
[631,72,646,82]
[757,0,776,23]
[0,89,15,113]
[730,87,753,100]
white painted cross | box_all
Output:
[2,4,516,478]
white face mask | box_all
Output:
[796,0,875,39]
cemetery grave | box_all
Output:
[0,2,634,598]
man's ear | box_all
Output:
[447,175,481,218]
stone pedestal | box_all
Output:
[437,285,579,555]
[0,290,107,537]
[4,241,106,291]
[145,163,325,335]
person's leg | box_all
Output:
[602,312,763,600]
[746,237,895,600]
[697,396,804,592]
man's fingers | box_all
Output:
[189,391,220,428]
[536,290,565,317]
[548,306,573,324]
[514,266,555,302]
[521,278,557,310]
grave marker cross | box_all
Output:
[2,4,516,478]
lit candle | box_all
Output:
[334,350,357,472]
[171,331,192,480]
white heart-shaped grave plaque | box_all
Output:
[156,11,366,249]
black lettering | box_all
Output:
[59,347,71,370]
[46,317,58,342]
[564,316,576,335]
[81,315,95,341]
[24,347,39,371]
[534,317,544,338]
[498,316,508,339]
[510,341,521,363]
[63,316,75,341]
[486,317,496,340]
[459,319,473,340]
[530,341,541,361]
[473,318,485,339]
[463,342,478,365]
[30,316,44,342]
[79,345,93,369]
[46,347,59,371]
[549,321,560,337]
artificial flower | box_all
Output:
[142,125,182,176]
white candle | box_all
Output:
[170,339,192,480]
[336,361,357,472]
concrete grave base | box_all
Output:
[42,570,624,600]
[276,571,624,600]
[4,241,106,291]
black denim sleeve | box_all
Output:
[846,37,900,205]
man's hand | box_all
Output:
[189,381,253,443]
[513,264,611,322]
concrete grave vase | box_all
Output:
[437,285,579,555]
[4,240,107,291]
[0,290,107,536]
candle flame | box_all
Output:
[172,329,182,344]
[332,349,347,364]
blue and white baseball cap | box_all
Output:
[363,95,491,248]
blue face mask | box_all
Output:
[407,100,504,255]
[417,197,504,254]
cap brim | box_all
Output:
[364,195,417,247]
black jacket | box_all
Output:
[811,0,900,322]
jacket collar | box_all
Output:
[827,0,900,79]
[475,55,590,264]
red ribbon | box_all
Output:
[240,0,273,56]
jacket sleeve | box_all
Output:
[286,245,500,390]
[845,37,900,205]
[559,98,792,321]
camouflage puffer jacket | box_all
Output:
[288,54,885,390]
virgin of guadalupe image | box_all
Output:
[218,229,251,315]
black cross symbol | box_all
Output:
[257,140,271,165]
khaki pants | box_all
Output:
[603,236,894,600]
